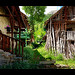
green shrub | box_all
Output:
[32,50,45,63]
[56,54,64,61]
[45,50,56,61]
[0,64,12,69]
[34,27,46,43]
[0,61,38,69]
[14,45,34,60]
[23,46,34,60]
[36,45,56,61]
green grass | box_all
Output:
[36,43,56,60]
[56,59,75,69]
[11,42,75,69]
[36,43,75,69]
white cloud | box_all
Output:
[44,6,62,14]
[19,6,26,14]
[19,6,62,15]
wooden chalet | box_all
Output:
[45,6,75,58]
[0,6,30,60]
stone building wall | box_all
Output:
[0,7,11,36]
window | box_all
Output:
[4,25,11,32]
[7,27,11,32]
[71,40,74,45]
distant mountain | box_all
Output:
[48,10,58,15]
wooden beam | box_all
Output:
[0,14,9,17]
[14,7,22,56]
[6,6,14,54]
[64,6,67,20]
[45,6,65,25]
[0,14,16,17]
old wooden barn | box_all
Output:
[45,6,75,58]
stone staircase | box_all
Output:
[0,49,18,66]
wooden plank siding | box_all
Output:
[45,6,75,58]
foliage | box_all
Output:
[22,6,46,32]
[33,13,52,43]
[31,50,46,64]
[14,45,34,60]
[43,13,52,22]
[14,28,31,47]
[56,59,75,69]
[31,42,42,49]
[36,42,65,61]
[36,43,55,60]
[0,61,38,69]
[34,24,46,43]
[23,46,34,60]
[56,54,64,61]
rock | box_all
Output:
[15,57,22,61]
[0,49,22,66]
[56,64,61,68]
[2,52,11,59]
[0,50,4,54]
[56,64,70,69]
[9,54,16,59]
[10,59,15,63]
[50,65,57,69]
[60,65,70,69]
[39,60,56,65]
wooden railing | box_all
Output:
[0,33,25,60]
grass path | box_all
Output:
[34,43,75,69]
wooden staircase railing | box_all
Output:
[0,33,25,61]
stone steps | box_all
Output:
[0,49,18,66]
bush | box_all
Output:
[31,42,43,49]
[36,45,56,61]
[0,64,12,69]
[14,45,34,60]
[23,46,34,60]
[45,50,56,61]
[0,61,38,69]
[32,50,46,63]
[56,54,64,61]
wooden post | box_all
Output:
[10,16,14,54]
[6,6,14,54]
[14,7,22,56]
[50,19,52,50]
[64,22,68,58]
[54,22,56,50]
[22,43,24,61]
[1,33,3,50]
[15,40,17,56]
[48,23,50,50]
[52,23,55,53]
[65,6,67,21]
[51,25,54,51]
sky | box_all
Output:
[19,6,63,15]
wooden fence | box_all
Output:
[0,33,25,60]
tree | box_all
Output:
[22,6,46,32]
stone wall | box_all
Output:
[0,49,16,66]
